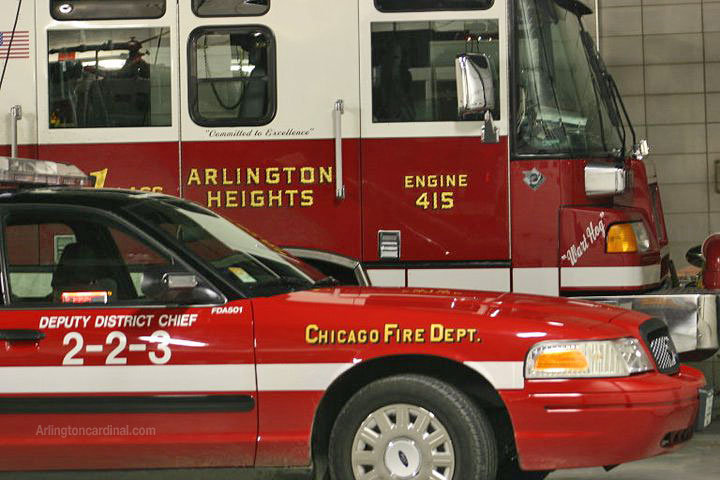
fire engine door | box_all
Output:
[1,1,36,158]
[179,1,362,260]
[359,2,510,272]
[36,1,182,194]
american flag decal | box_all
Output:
[0,30,30,59]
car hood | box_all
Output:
[270,286,645,335]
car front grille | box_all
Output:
[649,334,679,373]
[640,318,680,375]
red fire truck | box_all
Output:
[0,0,718,357]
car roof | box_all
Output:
[0,188,175,212]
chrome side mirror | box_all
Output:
[455,53,495,117]
[455,53,498,144]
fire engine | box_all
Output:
[0,156,712,480]
[0,0,718,358]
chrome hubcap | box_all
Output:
[351,403,455,480]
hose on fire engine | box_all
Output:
[0,0,23,93]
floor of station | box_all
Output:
[549,421,720,480]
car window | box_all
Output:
[2,209,217,306]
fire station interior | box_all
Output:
[1,0,720,479]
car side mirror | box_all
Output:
[455,53,498,143]
[141,268,223,305]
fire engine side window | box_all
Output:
[51,1,166,21]
[375,0,493,12]
[192,0,270,17]
[371,20,500,123]
[48,27,172,129]
[2,211,214,306]
[189,27,276,127]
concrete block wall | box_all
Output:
[589,0,720,404]
[587,0,720,273]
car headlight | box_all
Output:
[606,222,650,253]
[525,338,653,379]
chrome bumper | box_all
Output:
[582,292,719,359]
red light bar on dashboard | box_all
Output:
[0,157,93,187]
[61,291,110,304]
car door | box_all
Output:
[0,204,256,471]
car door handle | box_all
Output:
[0,330,46,342]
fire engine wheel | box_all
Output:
[328,374,497,480]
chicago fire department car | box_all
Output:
[0,157,713,480]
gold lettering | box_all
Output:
[305,324,319,344]
[205,168,218,186]
[286,190,299,207]
[187,169,201,186]
[320,167,333,184]
[404,176,413,188]
[268,190,283,207]
[459,174,468,187]
[283,167,296,183]
[266,168,280,184]
[430,324,443,343]
[251,190,264,207]
[301,190,314,207]
[301,167,315,184]
[247,168,260,185]
[226,190,238,208]
[207,191,221,208]
[222,168,233,185]
[384,324,398,343]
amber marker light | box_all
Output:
[606,223,639,253]
[534,350,589,372]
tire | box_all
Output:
[328,374,497,480]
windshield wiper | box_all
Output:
[580,30,626,158]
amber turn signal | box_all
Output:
[606,224,638,253]
[533,350,589,372]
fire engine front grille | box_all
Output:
[641,319,680,375]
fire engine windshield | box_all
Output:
[125,197,327,296]
[514,0,624,157]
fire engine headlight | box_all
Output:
[606,222,650,253]
[525,338,652,379]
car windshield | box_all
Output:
[125,196,326,296]
[514,0,624,157]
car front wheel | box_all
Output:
[328,374,497,480]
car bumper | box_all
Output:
[500,365,706,471]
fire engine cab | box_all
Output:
[0,0,718,358]
[0,156,712,479]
